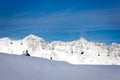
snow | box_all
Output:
[0,34,120,65]
[0,53,120,80]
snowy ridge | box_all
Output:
[0,34,120,65]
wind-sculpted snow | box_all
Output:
[0,34,120,65]
[0,53,120,80]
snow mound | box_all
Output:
[0,53,120,80]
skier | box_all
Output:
[25,50,30,56]
[50,57,52,60]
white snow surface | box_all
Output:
[0,34,120,65]
[0,53,120,80]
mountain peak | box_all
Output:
[23,34,45,42]
[79,37,88,42]
[25,34,38,38]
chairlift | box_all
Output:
[52,47,54,50]
[10,41,13,44]
[98,54,100,56]
[42,47,45,49]
[81,51,84,54]
[20,40,23,45]
[10,39,13,44]
[71,51,73,53]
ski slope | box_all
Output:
[0,53,120,80]
[0,34,120,65]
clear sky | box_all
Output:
[0,0,120,44]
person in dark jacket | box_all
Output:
[25,50,30,56]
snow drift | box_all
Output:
[0,34,120,65]
[0,53,120,80]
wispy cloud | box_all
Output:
[6,8,120,32]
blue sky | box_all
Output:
[0,0,120,44]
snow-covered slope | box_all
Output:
[0,34,120,65]
[0,53,120,80]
